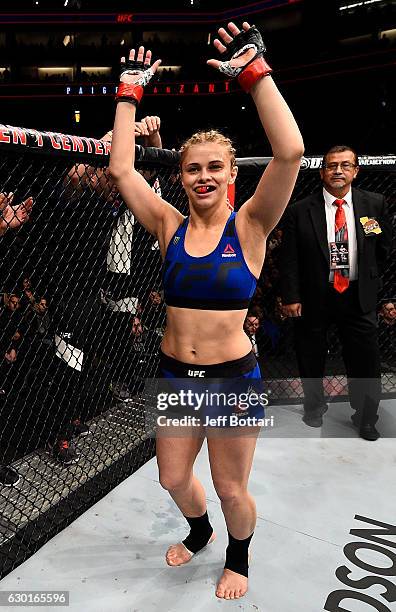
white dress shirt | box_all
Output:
[251,334,259,357]
[323,188,358,281]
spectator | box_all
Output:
[244,306,263,357]
[19,276,37,312]
[141,288,166,334]
[0,293,23,487]
[130,314,161,395]
[379,301,396,326]
[0,293,23,381]
[379,301,396,374]
[131,315,144,345]
[23,296,50,335]
[19,296,54,390]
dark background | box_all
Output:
[0,0,395,155]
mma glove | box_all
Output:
[218,26,272,93]
[116,57,156,107]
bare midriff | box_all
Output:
[161,306,253,364]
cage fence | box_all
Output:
[0,124,394,577]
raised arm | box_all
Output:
[109,47,183,239]
[64,122,161,200]
[208,22,304,239]
[139,116,162,149]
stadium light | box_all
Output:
[339,0,384,10]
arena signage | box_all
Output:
[65,81,233,97]
[300,156,322,170]
[0,81,234,98]
[116,13,133,23]
[358,156,396,167]
[0,3,303,26]
[300,156,396,170]
[0,124,111,157]
[324,515,396,612]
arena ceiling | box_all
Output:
[0,0,301,11]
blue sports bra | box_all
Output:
[163,212,257,310]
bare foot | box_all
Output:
[166,532,216,566]
[215,568,248,599]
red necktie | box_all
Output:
[333,199,349,293]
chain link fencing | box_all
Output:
[0,124,394,577]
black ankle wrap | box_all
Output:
[224,530,254,577]
[182,511,213,554]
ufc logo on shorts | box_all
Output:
[188,370,205,377]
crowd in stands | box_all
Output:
[0,14,394,85]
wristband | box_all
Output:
[237,57,272,93]
[115,82,144,106]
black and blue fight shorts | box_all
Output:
[155,349,267,429]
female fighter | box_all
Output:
[109,21,304,600]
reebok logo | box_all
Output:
[173,236,180,245]
[222,243,236,258]
[187,370,205,377]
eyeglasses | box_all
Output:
[324,162,357,171]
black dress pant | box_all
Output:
[51,294,109,438]
[294,282,381,425]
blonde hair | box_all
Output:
[179,130,236,169]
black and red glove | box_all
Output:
[216,26,272,93]
[116,49,160,106]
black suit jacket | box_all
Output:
[280,187,392,314]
